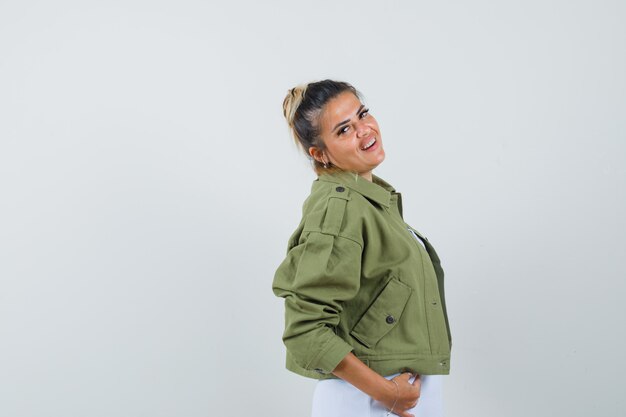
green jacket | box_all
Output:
[272,170,452,380]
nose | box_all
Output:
[355,120,371,138]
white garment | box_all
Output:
[311,373,443,417]
[407,227,427,250]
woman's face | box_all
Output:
[311,91,385,181]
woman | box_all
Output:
[272,80,452,417]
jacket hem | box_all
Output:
[285,352,451,380]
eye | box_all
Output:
[336,108,370,136]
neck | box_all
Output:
[358,171,373,182]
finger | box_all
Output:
[394,373,410,385]
[411,374,422,386]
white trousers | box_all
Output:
[311,373,443,417]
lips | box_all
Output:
[361,137,377,150]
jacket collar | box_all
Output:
[317,170,396,208]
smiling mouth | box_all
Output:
[361,137,376,150]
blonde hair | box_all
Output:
[282,80,361,174]
[282,84,307,135]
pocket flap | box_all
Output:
[350,277,412,348]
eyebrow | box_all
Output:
[332,104,365,132]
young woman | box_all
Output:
[272,80,452,417]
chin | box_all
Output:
[370,160,384,171]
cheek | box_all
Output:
[327,139,356,159]
[366,116,380,129]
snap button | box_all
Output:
[385,315,395,324]
[335,186,345,192]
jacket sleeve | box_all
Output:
[272,230,362,374]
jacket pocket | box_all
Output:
[350,277,412,349]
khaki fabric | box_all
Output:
[272,170,452,380]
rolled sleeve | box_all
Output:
[273,230,362,373]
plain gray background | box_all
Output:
[1,1,625,416]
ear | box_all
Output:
[308,146,324,164]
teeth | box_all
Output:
[362,138,376,150]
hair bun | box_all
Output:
[282,85,308,128]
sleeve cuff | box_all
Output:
[307,335,354,374]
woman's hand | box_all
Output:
[379,372,421,417]
[331,353,422,417]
